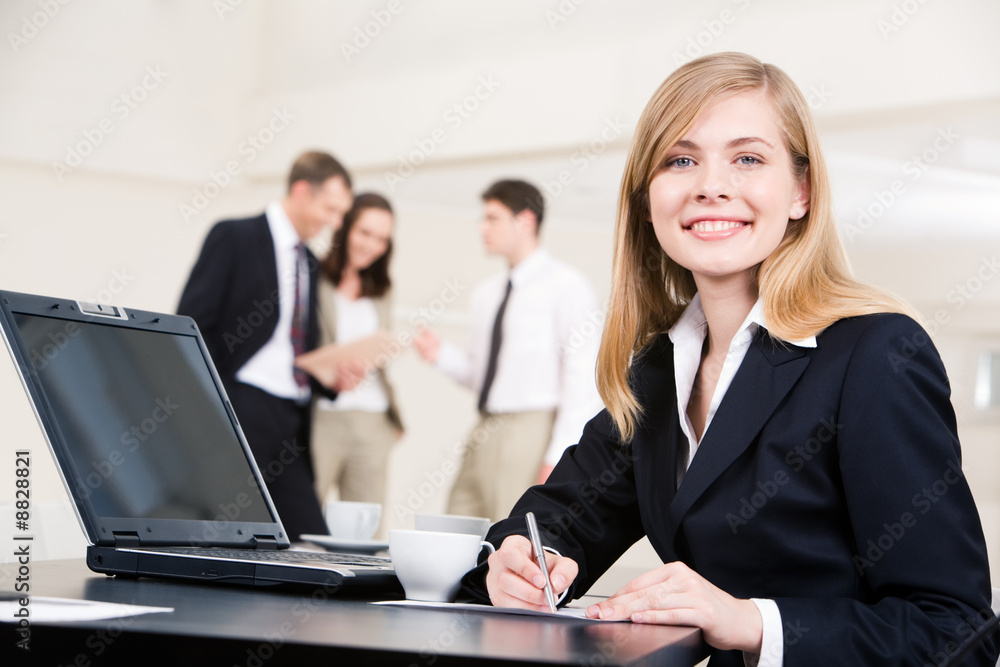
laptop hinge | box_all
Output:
[112,531,141,548]
[252,535,280,550]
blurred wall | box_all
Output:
[0,1,998,585]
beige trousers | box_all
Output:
[447,410,556,522]
[311,409,398,522]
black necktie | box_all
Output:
[478,279,512,414]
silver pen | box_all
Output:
[525,511,557,613]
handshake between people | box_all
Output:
[293,329,394,393]
[486,535,764,654]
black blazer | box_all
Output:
[177,214,322,387]
[465,313,997,666]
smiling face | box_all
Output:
[291,175,353,241]
[346,207,393,272]
[648,90,809,289]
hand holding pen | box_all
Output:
[483,514,580,612]
[525,512,558,612]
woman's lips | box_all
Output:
[685,219,750,239]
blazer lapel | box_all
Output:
[316,277,337,345]
[667,330,811,534]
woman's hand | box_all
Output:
[331,360,367,392]
[413,327,440,363]
[294,350,368,391]
[486,535,579,611]
[586,561,763,653]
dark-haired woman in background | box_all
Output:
[311,193,404,521]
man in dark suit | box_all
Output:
[178,150,354,540]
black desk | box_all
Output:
[3,559,706,666]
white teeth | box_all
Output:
[689,220,746,232]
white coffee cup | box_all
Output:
[415,513,491,540]
[324,500,381,540]
[389,529,495,602]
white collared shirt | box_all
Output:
[436,248,604,465]
[316,292,389,413]
[668,294,816,667]
[235,201,310,402]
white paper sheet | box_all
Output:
[371,599,629,621]
[0,596,173,623]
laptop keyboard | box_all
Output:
[140,547,391,568]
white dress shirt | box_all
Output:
[315,292,389,413]
[668,294,816,667]
[235,201,310,403]
[436,248,604,465]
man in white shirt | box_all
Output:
[177,151,357,540]
[415,179,603,522]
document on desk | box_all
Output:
[0,595,173,623]
[372,600,629,621]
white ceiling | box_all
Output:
[0,0,998,244]
[256,0,1000,243]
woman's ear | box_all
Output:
[789,169,810,221]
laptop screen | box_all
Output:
[14,312,274,525]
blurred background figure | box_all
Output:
[177,150,354,540]
[415,179,603,522]
[311,193,404,532]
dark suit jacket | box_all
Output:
[464,313,997,666]
[177,214,322,389]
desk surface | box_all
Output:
[2,559,706,666]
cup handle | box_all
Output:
[480,541,496,555]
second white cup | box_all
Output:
[415,513,491,540]
[324,500,381,540]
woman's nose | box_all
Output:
[693,161,733,201]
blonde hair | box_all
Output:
[598,52,914,441]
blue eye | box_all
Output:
[668,157,693,168]
[737,155,760,166]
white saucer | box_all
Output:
[300,534,389,554]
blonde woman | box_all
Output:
[463,54,996,666]
[311,193,403,517]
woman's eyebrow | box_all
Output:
[726,136,774,150]
[670,136,775,151]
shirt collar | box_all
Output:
[668,294,817,348]
[265,201,302,250]
[508,247,548,287]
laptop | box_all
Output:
[0,289,401,593]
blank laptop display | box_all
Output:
[0,290,399,592]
